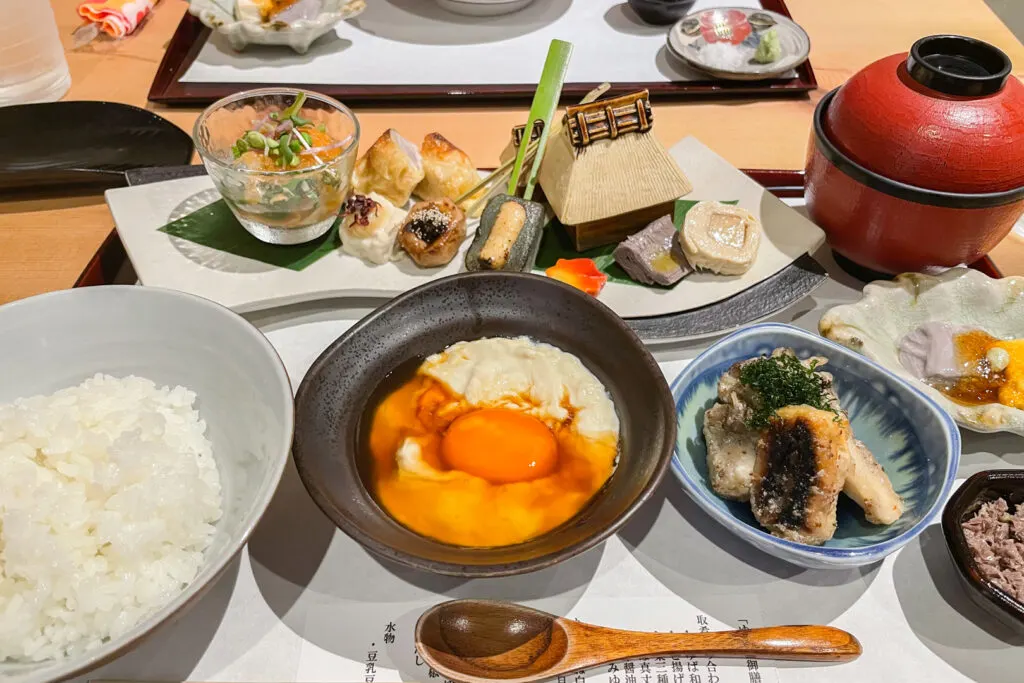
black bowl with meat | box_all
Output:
[942,469,1024,633]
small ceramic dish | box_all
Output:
[819,268,1024,435]
[669,323,960,569]
[666,7,810,81]
[188,0,365,53]
[434,0,535,17]
[292,272,676,577]
[942,470,1024,633]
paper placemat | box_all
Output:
[80,277,1024,683]
[295,592,778,683]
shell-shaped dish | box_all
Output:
[819,268,1024,435]
[188,0,366,53]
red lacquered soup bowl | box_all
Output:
[805,35,1024,274]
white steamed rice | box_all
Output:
[0,374,222,662]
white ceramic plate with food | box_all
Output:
[666,7,809,81]
[819,268,1024,435]
[106,136,824,322]
[188,0,366,53]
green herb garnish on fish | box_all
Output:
[739,353,840,429]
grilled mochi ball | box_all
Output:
[751,405,851,545]
[397,198,467,267]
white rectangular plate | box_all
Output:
[106,136,825,318]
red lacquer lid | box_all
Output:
[824,35,1024,194]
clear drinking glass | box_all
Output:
[194,88,360,245]
[0,1,71,105]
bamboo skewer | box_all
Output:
[455,82,611,209]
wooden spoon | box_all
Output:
[415,600,861,683]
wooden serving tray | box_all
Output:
[148,0,818,106]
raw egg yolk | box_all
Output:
[441,408,558,484]
[996,340,1024,409]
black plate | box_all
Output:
[292,272,676,577]
[942,470,1024,633]
[0,101,193,195]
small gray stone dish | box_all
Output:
[464,194,546,273]
[292,271,676,577]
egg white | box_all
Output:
[395,337,619,480]
[421,337,619,437]
[234,0,265,22]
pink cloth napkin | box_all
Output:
[77,0,158,38]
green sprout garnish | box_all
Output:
[738,354,840,429]
[279,92,306,120]
[230,92,319,169]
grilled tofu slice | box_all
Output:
[751,405,851,545]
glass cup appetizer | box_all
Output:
[194,88,360,245]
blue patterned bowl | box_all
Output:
[669,323,960,569]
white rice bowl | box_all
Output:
[0,374,223,662]
[0,285,294,683]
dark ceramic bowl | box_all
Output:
[627,0,696,25]
[292,272,676,577]
[941,470,1024,633]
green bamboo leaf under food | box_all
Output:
[672,199,737,229]
[157,199,340,271]
[534,199,738,288]
[508,39,574,198]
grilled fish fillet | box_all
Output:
[843,437,905,524]
[703,403,759,501]
[751,405,851,545]
[817,368,905,525]
[703,360,760,500]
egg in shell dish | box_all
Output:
[364,337,620,547]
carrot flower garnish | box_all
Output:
[545,258,608,296]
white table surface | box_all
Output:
[78,247,1024,683]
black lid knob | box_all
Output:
[906,35,1012,96]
